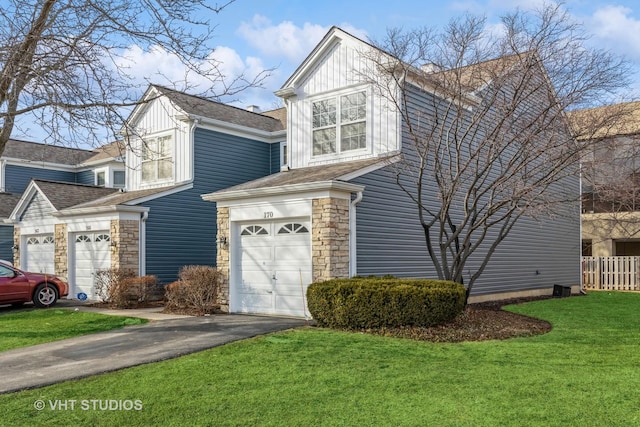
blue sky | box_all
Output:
[202,0,640,110]
[12,0,640,143]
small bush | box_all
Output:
[114,275,160,308]
[94,268,160,308]
[94,268,136,303]
[306,277,465,329]
[164,265,221,315]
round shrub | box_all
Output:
[306,277,465,329]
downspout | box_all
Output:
[139,211,148,276]
[185,117,200,185]
[349,191,363,277]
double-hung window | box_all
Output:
[312,91,366,156]
[142,135,173,182]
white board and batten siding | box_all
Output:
[286,37,401,169]
[125,94,193,191]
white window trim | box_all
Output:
[140,132,174,185]
[310,88,370,160]
[94,166,126,189]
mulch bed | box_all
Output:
[360,296,554,343]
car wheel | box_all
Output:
[33,283,58,308]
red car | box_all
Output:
[0,262,69,308]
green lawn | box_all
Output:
[0,309,146,351]
[1,292,639,426]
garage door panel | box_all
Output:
[275,294,306,315]
[237,293,273,312]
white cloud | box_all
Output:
[113,43,273,100]
[236,15,368,64]
[589,5,640,60]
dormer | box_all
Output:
[275,27,401,169]
[122,85,286,192]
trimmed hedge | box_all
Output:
[306,277,465,329]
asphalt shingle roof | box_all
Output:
[153,85,285,132]
[209,157,392,196]
[0,193,22,218]
[3,139,96,165]
[33,180,118,210]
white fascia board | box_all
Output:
[202,180,365,203]
[122,182,193,205]
[76,157,125,169]
[53,205,149,218]
[119,85,165,135]
[186,114,284,143]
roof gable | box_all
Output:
[276,27,378,98]
[9,180,118,221]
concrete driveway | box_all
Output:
[0,307,305,394]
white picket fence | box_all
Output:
[582,256,640,291]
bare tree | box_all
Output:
[362,3,631,302]
[0,0,271,154]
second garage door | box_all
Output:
[234,221,312,317]
[73,232,111,300]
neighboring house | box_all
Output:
[203,27,581,317]
[0,139,125,264]
[6,86,285,299]
[571,101,640,257]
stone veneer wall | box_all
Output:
[312,197,350,282]
[110,220,139,272]
[54,224,68,280]
[12,227,20,267]
[216,207,230,312]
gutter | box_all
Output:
[349,191,364,277]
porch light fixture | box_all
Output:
[12,244,18,251]
[218,236,228,249]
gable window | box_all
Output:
[312,91,366,156]
[142,135,173,182]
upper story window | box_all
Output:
[312,91,366,156]
[113,170,125,189]
[142,135,173,183]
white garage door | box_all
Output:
[23,234,55,274]
[73,232,111,300]
[234,221,312,317]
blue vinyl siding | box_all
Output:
[143,128,272,284]
[350,83,581,296]
[5,164,76,193]
[352,165,581,296]
[270,142,281,173]
[0,225,13,263]
[76,170,95,185]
